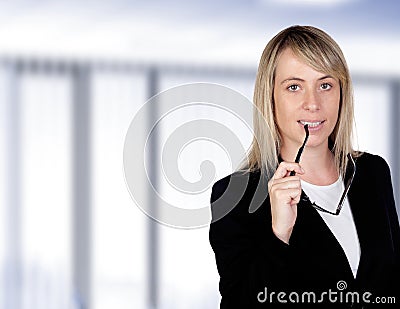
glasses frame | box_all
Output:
[300,154,356,216]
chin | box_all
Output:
[305,137,329,149]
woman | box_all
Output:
[209,25,400,308]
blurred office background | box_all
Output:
[0,0,399,308]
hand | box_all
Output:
[268,162,304,244]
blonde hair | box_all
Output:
[238,25,358,179]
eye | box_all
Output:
[320,83,332,90]
[288,84,300,92]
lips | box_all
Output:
[298,120,325,128]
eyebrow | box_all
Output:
[280,75,334,85]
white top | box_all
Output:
[301,176,361,278]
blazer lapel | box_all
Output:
[290,194,355,285]
[346,155,382,284]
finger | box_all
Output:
[269,177,301,190]
[274,188,302,204]
[268,175,301,193]
[290,193,302,205]
[273,162,305,180]
[287,188,302,201]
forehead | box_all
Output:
[275,48,329,81]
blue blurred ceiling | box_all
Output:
[1,0,399,37]
[54,0,400,36]
[0,0,399,72]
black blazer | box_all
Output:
[209,153,400,308]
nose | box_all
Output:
[303,89,321,111]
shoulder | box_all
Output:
[352,152,393,191]
[210,170,260,202]
[355,151,388,164]
[210,169,269,222]
[354,152,391,175]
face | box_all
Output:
[273,48,340,154]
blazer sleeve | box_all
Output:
[375,156,400,302]
[379,157,400,262]
[209,175,294,308]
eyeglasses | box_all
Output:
[300,154,356,216]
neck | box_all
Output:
[280,142,338,185]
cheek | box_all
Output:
[327,94,341,126]
[273,97,288,127]
[274,92,293,120]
